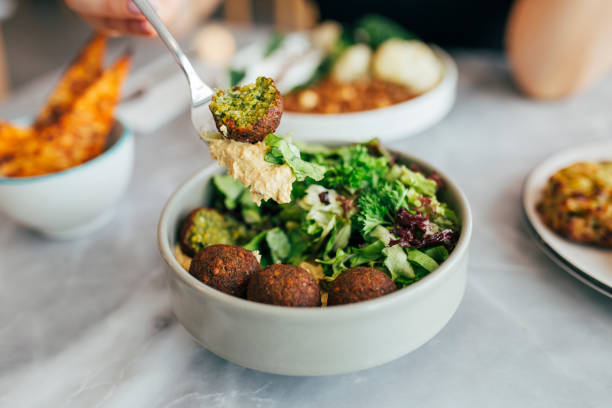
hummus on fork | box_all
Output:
[207,136,295,205]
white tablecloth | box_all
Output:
[0,49,611,407]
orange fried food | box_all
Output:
[537,162,612,247]
[2,54,131,177]
[34,34,107,129]
[0,122,35,173]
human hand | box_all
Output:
[64,0,174,37]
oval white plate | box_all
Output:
[522,139,612,297]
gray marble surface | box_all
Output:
[1,48,611,407]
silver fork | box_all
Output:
[132,0,215,134]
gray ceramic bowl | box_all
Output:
[158,150,472,376]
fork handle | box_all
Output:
[131,0,214,106]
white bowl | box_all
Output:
[0,122,134,239]
[158,149,472,376]
[277,48,458,143]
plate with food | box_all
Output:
[0,35,134,238]
[522,139,612,297]
[158,71,471,375]
[225,15,457,142]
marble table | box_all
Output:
[1,45,611,407]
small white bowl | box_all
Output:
[277,48,458,143]
[158,149,472,376]
[0,122,134,239]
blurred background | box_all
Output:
[0,0,323,96]
[2,0,91,90]
[3,0,609,103]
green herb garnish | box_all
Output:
[229,69,246,87]
[264,32,285,57]
[355,14,417,49]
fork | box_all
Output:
[131,0,215,134]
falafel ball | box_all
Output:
[209,76,282,143]
[189,244,260,298]
[179,207,246,257]
[247,264,321,307]
[327,267,396,306]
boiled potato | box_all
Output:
[371,39,442,93]
[330,44,372,83]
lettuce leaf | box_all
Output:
[317,248,351,281]
[386,164,437,197]
[264,134,326,181]
[370,224,394,245]
[371,226,414,279]
[382,245,415,280]
[287,228,310,264]
[333,222,352,251]
[266,228,290,264]
[320,220,350,259]
[243,230,267,251]
[406,248,439,272]
[213,174,246,210]
[424,246,449,263]
[349,240,385,268]
[243,227,290,265]
[239,189,262,224]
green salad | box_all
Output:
[205,137,460,288]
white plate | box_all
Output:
[522,140,612,297]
